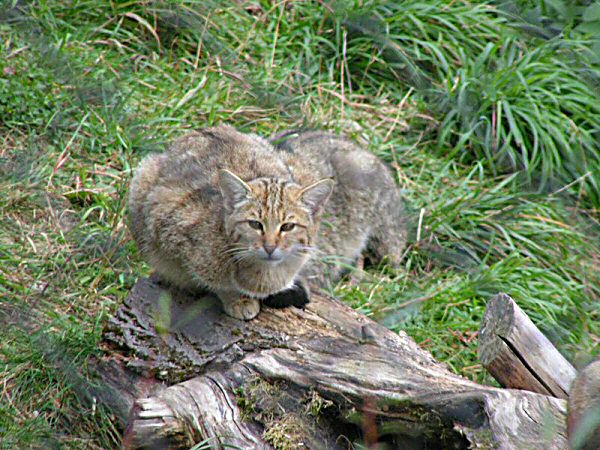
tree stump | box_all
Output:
[98,278,569,449]
[478,293,577,399]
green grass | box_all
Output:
[437,37,600,203]
[1,0,599,447]
[337,0,600,208]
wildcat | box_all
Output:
[128,125,406,320]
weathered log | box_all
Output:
[478,293,577,399]
[567,359,600,450]
[98,279,569,449]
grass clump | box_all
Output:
[0,0,599,447]
[338,0,505,88]
[0,316,120,449]
[0,51,58,129]
[336,0,600,208]
[437,37,600,205]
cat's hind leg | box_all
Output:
[365,188,408,268]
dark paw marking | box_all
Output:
[262,281,310,309]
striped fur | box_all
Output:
[128,125,406,320]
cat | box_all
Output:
[128,125,406,320]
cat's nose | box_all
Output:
[263,244,277,255]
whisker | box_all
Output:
[219,245,248,256]
[231,252,255,263]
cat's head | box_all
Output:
[218,169,334,265]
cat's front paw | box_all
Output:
[222,296,261,320]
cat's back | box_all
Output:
[129,126,291,247]
[271,130,395,193]
[271,129,354,168]
[132,126,292,205]
[158,125,289,187]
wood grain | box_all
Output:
[478,293,576,399]
[96,279,568,449]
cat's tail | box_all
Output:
[269,129,311,152]
[364,185,407,268]
[269,129,353,156]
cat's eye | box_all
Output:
[248,220,263,231]
[280,222,296,232]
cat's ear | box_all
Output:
[298,178,334,216]
[219,169,251,210]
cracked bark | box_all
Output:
[95,278,569,449]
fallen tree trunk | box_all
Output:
[97,278,568,449]
[478,293,577,399]
[567,359,600,450]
